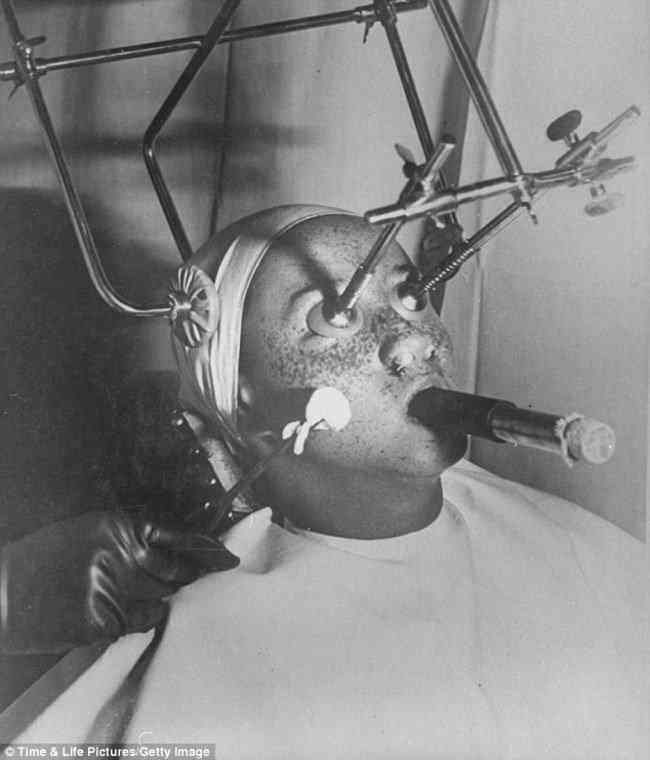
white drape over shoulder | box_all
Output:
[14,461,647,757]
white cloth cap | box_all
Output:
[171,205,352,451]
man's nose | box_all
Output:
[378,331,437,374]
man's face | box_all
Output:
[240,214,467,480]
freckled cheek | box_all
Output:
[266,333,380,393]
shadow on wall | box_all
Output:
[1,0,229,269]
[0,186,181,711]
[0,187,163,541]
[0,119,227,175]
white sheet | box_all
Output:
[15,461,647,759]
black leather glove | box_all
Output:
[0,510,239,654]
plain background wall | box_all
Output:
[443,0,648,538]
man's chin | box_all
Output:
[440,430,469,466]
[383,431,468,481]
[416,430,468,476]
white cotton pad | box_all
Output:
[282,420,302,440]
[305,387,352,431]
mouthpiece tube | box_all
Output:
[408,388,615,465]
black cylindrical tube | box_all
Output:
[408,387,514,442]
[408,387,616,464]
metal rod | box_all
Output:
[428,0,523,179]
[0,2,427,83]
[12,37,203,79]
[366,175,521,223]
[0,0,167,317]
[592,105,641,148]
[411,200,522,296]
[376,0,461,222]
[204,435,297,532]
[365,160,613,225]
[221,0,427,43]
[376,0,434,156]
[329,223,401,315]
[0,40,203,82]
[329,135,456,319]
[143,0,242,261]
[1,0,21,41]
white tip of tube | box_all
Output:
[306,387,352,431]
[566,417,616,464]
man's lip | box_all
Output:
[404,375,446,409]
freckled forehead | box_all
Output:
[246,213,411,309]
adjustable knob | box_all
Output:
[395,143,419,180]
[547,109,582,145]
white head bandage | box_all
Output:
[171,206,351,453]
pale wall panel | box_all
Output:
[459,0,649,538]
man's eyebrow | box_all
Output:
[281,285,331,325]
[286,284,317,310]
[391,261,416,276]
[283,260,413,320]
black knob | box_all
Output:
[546,109,582,142]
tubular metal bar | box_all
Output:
[0,0,168,317]
[331,135,455,318]
[0,1,428,83]
[375,0,434,156]
[325,1,414,319]
[375,0,460,227]
[328,223,401,316]
[367,157,635,225]
[143,0,242,262]
[428,0,523,179]
[0,37,203,81]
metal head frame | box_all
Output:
[0,0,639,331]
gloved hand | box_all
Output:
[0,510,239,654]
